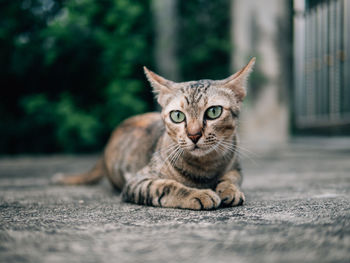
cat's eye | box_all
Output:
[205,106,222,120]
[170,110,186,123]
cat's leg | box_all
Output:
[122,176,221,210]
[215,170,245,207]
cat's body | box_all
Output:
[53,58,255,210]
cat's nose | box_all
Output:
[187,131,202,144]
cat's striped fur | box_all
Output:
[53,58,255,210]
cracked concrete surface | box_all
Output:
[0,138,349,263]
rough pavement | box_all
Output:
[0,138,349,263]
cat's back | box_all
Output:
[104,112,164,189]
[115,112,162,133]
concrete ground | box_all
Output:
[0,138,349,263]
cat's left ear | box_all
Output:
[143,66,176,107]
[219,57,256,102]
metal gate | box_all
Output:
[293,0,350,133]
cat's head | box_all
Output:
[144,58,255,157]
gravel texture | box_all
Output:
[0,138,349,263]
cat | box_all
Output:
[53,57,256,210]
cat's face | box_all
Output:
[144,58,255,157]
[161,81,240,156]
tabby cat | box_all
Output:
[53,58,256,210]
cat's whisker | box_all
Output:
[217,143,243,163]
[219,142,248,158]
[226,146,257,164]
[153,144,181,170]
[221,140,259,158]
[181,144,194,150]
[153,143,178,156]
[164,145,182,169]
[152,144,179,163]
[218,141,257,165]
[173,148,184,167]
[166,145,180,158]
[211,141,226,159]
[169,147,181,167]
[220,140,258,158]
[217,140,240,155]
[172,148,184,167]
[215,141,233,161]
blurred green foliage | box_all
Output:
[177,0,230,81]
[0,0,230,154]
[0,0,154,153]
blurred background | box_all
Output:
[0,0,349,154]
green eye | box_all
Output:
[205,106,222,120]
[170,111,186,123]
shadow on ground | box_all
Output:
[0,138,349,263]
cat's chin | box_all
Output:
[186,145,215,157]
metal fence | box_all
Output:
[294,0,350,131]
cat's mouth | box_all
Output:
[190,144,208,153]
[187,144,215,157]
[189,143,206,152]
[185,144,201,153]
[188,145,203,155]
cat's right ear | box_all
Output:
[143,66,175,107]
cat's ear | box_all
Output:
[143,66,174,94]
[219,57,256,102]
[143,66,175,107]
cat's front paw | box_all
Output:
[186,189,221,210]
[216,182,245,207]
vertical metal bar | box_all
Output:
[334,0,341,119]
[294,0,306,127]
[307,6,313,121]
[339,0,345,116]
[306,8,314,120]
[304,6,308,122]
[344,0,350,114]
[325,0,330,119]
[305,8,311,120]
[316,5,322,118]
[311,9,316,120]
[322,2,329,118]
[329,0,335,119]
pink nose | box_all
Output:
[187,131,202,144]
